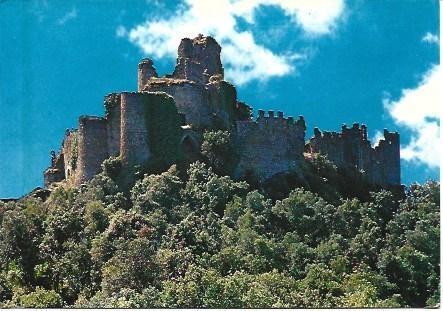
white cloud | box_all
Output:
[383,65,441,168]
[57,7,77,25]
[422,32,439,44]
[121,0,345,85]
[371,130,384,147]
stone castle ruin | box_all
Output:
[44,35,400,188]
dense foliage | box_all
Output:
[0,159,439,308]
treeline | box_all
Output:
[0,153,439,307]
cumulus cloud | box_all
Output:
[57,7,77,25]
[383,65,441,168]
[422,32,439,44]
[121,0,345,85]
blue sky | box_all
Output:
[0,0,440,198]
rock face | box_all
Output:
[43,35,401,187]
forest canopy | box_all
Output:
[0,155,439,308]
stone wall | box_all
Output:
[138,58,158,91]
[76,116,109,185]
[372,130,400,186]
[144,79,212,129]
[173,35,224,84]
[307,124,400,186]
[234,110,306,181]
[120,92,151,167]
[62,129,78,181]
[104,93,122,157]
[206,80,240,128]
[43,151,65,186]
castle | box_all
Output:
[44,35,400,188]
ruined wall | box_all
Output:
[173,35,224,84]
[120,91,183,168]
[308,128,346,166]
[138,58,158,92]
[76,116,109,185]
[43,151,65,187]
[62,129,78,181]
[104,93,122,157]
[372,130,400,186]
[308,124,400,186]
[234,110,306,181]
[144,80,212,129]
[206,80,239,128]
[340,124,371,173]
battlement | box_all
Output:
[234,108,306,181]
[308,124,400,186]
[236,110,305,134]
[379,128,399,144]
[313,122,369,141]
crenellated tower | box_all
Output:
[307,123,400,186]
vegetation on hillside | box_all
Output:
[0,141,439,308]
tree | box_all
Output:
[101,238,158,294]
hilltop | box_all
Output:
[44,35,400,193]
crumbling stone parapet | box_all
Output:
[307,124,400,186]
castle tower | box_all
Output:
[138,58,158,91]
[173,34,224,84]
[120,92,152,167]
[76,116,109,185]
[374,129,400,186]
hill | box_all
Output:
[0,157,439,308]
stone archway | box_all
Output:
[180,133,201,163]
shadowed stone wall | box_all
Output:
[120,92,151,167]
[76,116,109,185]
[61,129,78,182]
[234,110,306,181]
[308,124,400,186]
[372,130,400,186]
[104,93,122,157]
[173,35,224,84]
[143,80,211,129]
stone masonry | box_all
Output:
[234,110,306,181]
[306,124,400,187]
[44,35,401,187]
